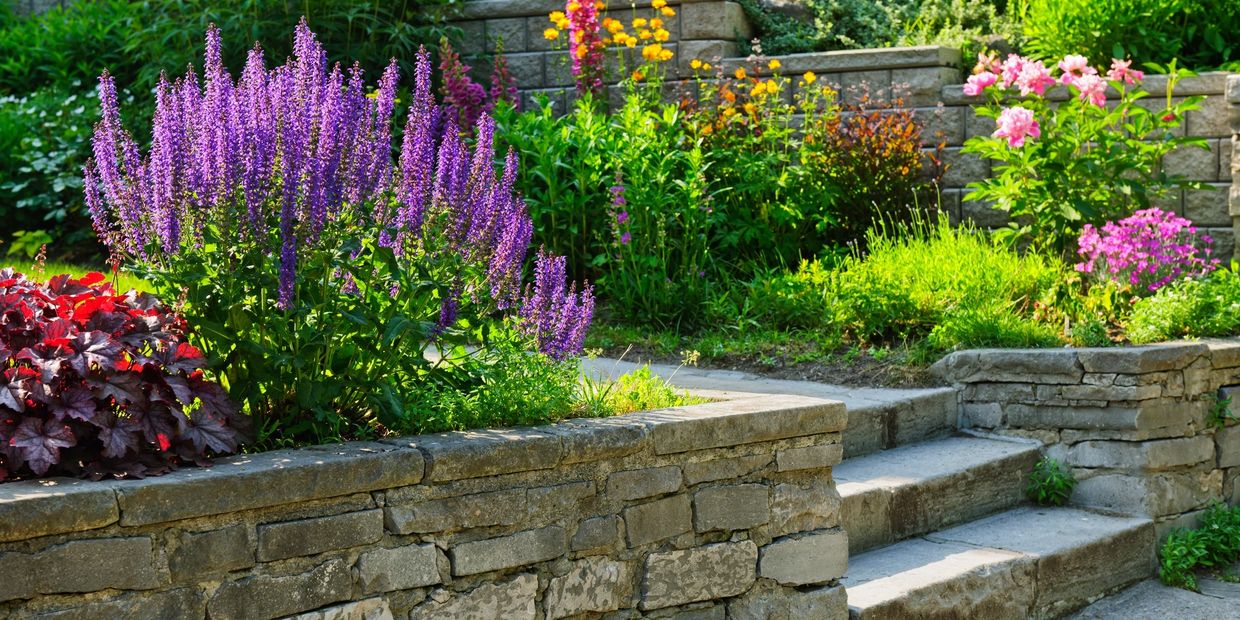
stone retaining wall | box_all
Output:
[0,394,849,620]
[934,340,1240,538]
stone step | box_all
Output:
[582,358,959,458]
[834,434,1041,554]
[843,507,1155,620]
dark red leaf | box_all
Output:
[74,331,123,373]
[96,417,140,459]
[175,409,238,454]
[79,272,106,287]
[11,418,74,475]
[48,388,97,423]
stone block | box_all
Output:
[391,428,560,482]
[116,443,423,526]
[680,1,751,40]
[455,20,487,55]
[637,395,846,455]
[0,537,163,602]
[1074,469,1224,516]
[624,494,692,547]
[1164,140,1221,181]
[1005,400,1205,432]
[964,106,997,140]
[450,525,567,576]
[287,598,394,620]
[527,481,594,514]
[692,483,770,532]
[728,583,848,620]
[545,556,635,619]
[607,465,682,500]
[916,105,965,145]
[357,544,442,593]
[258,509,383,561]
[1077,343,1208,374]
[759,530,849,586]
[640,540,758,610]
[962,402,1004,428]
[170,524,253,581]
[385,489,525,534]
[571,515,623,551]
[1187,95,1231,137]
[770,479,841,536]
[502,52,545,89]
[29,588,205,620]
[548,416,648,464]
[678,40,740,68]
[410,574,537,620]
[0,478,119,543]
[1217,424,1240,468]
[1058,384,1162,402]
[776,443,843,472]
[208,559,351,620]
[933,349,1083,384]
[486,17,527,53]
[1068,436,1215,471]
[892,66,960,106]
[834,70,892,104]
[526,17,556,52]
[1184,183,1232,227]
[683,453,770,485]
[939,146,989,186]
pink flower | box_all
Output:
[1015,60,1056,96]
[1106,58,1144,85]
[1057,54,1096,85]
[975,51,1001,74]
[1000,54,1026,88]
[1074,74,1107,106]
[993,106,1040,148]
[963,71,999,96]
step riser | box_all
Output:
[844,390,957,458]
[850,552,1035,620]
[840,448,1039,554]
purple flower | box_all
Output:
[616,211,629,225]
[620,232,631,245]
[1076,207,1218,295]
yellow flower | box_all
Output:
[652,0,667,7]
[750,81,765,96]
[768,59,781,71]
[549,11,566,23]
[658,48,673,61]
[702,62,712,71]
[639,29,653,40]
[543,28,560,40]
[723,107,737,118]
[632,17,648,28]
[624,35,638,48]
[595,1,605,9]
[603,18,624,33]
[654,29,670,42]
[555,18,571,29]
[576,44,588,59]
[734,67,747,80]
[661,6,675,16]
[802,71,817,84]
[690,59,703,70]
[701,123,713,136]
[744,102,757,115]
[650,18,664,29]
[567,2,580,12]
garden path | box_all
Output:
[1068,571,1240,619]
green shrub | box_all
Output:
[1160,503,1240,590]
[1021,0,1240,70]
[924,303,1062,355]
[1126,266,1240,344]
[1025,456,1076,506]
[830,216,1065,345]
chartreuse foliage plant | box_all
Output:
[1160,503,1240,591]
[1125,264,1240,344]
[962,52,1207,255]
[0,270,244,480]
[84,23,594,447]
[1025,456,1076,506]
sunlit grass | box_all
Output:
[1,258,148,293]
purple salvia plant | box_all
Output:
[84,21,594,358]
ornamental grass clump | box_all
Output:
[83,22,593,446]
[0,269,244,480]
[1076,207,1218,296]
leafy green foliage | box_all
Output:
[1207,393,1235,429]
[1025,456,1076,506]
[1021,0,1240,70]
[1126,265,1240,344]
[580,364,707,417]
[1160,503,1240,590]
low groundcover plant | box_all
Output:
[84,22,594,446]
[0,269,244,480]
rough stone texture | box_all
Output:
[683,453,770,484]
[759,530,849,586]
[357,544,442,593]
[208,559,352,620]
[727,583,848,620]
[640,541,758,610]
[391,428,561,482]
[607,465,682,500]
[257,509,384,561]
[624,494,693,547]
[643,395,846,455]
[384,488,525,534]
[1074,469,1223,516]
[1068,436,1215,471]
[775,443,843,472]
[410,574,538,620]
[0,479,119,543]
[1218,424,1240,468]
[770,479,841,536]
[288,598,394,620]
[571,515,623,551]
[544,556,635,619]
[450,526,567,576]
[0,537,163,602]
[692,484,770,532]
[169,524,253,580]
[680,1,751,41]
[27,588,205,620]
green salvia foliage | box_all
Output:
[1160,503,1240,590]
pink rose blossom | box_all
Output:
[1057,54,1097,85]
[994,106,1040,148]
[1106,58,1144,85]
[963,71,999,96]
[1074,74,1107,106]
[1016,60,1056,96]
[1000,54,1026,88]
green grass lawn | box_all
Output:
[2,258,148,293]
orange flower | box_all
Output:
[652,0,667,7]
[661,6,675,16]
[543,28,560,40]
[734,67,747,80]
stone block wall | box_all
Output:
[0,394,850,620]
[934,341,1240,539]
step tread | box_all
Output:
[834,435,1039,492]
[845,507,1154,619]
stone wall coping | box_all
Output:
[715,46,961,74]
[1227,74,1240,102]
[941,72,1231,106]
[0,394,843,537]
[459,0,718,20]
[934,340,1240,383]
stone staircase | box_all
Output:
[593,359,1159,619]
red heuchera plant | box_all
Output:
[0,269,245,481]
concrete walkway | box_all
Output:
[1069,575,1240,619]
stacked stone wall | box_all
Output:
[935,341,1240,539]
[0,394,849,620]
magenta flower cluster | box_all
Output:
[1076,208,1219,293]
[566,0,605,97]
[84,21,593,359]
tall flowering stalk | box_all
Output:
[83,22,593,441]
[438,38,490,130]
[565,1,605,97]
